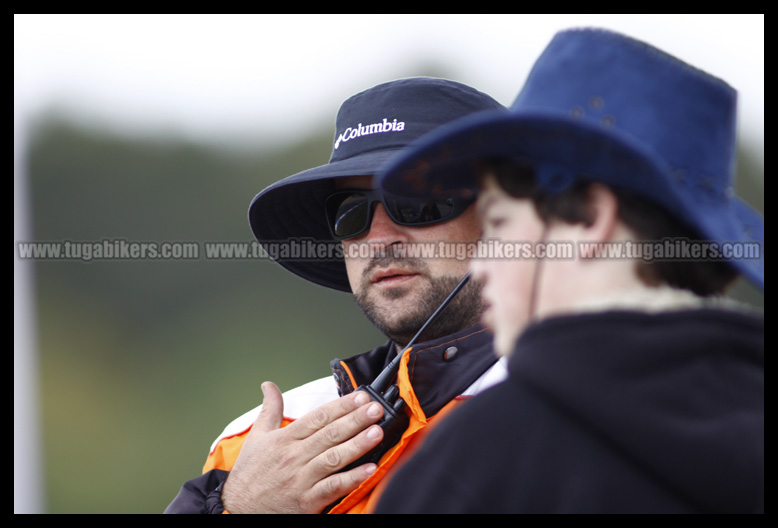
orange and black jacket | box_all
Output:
[165,324,506,514]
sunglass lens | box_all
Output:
[328,193,370,239]
[384,196,455,224]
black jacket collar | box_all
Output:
[331,324,496,418]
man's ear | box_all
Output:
[580,183,620,248]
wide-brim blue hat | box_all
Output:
[378,29,764,291]
[248,77,505,292]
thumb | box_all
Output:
[253,381,284,433]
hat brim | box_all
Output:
[249,147,405,293]
[378,109,764,289]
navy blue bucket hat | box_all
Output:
[248,77,505,292]
[378,29,764,290]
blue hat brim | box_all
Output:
[378,109,764,290]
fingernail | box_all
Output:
[354,391,369,405]
[367,425,382,441]
[364,463,377,475]
[367,403,382,419]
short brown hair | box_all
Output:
[478,159,738,296]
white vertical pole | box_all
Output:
[15,63,44,514]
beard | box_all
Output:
[353,254,485,347]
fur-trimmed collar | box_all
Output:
[552,286,758,317]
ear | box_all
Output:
[579,183,620,247]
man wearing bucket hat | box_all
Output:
[165,78,509,514]
[373,29,763,513]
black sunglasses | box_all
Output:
[324,189,474,240]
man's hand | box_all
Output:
[221,381,385,514]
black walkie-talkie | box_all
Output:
[339,273,472,472]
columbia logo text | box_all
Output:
[334,118,405,150]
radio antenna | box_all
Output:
[370,272,471,393]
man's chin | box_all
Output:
[354,275,485,346]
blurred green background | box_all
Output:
[22,108,764,514]
[23,115,391,513]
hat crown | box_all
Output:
[514,28,738,203]
[330,77,504,164]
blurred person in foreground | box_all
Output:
[373,28,764,513]
[165,77,508,514]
